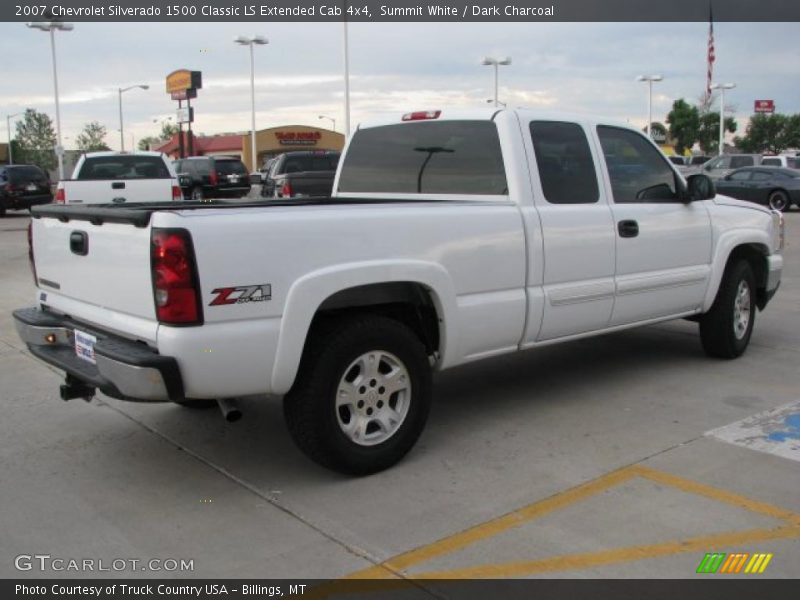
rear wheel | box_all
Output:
[768,190,789,212]
[284,315,432,475]
[0,199,6,218]
[699,259,756,358]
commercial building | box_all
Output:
[154,125,344,169]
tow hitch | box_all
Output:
[60,375,96,402]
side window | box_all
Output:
[728,170,752,181]
[760,158,781,167]
[751,171,773,181]
[529,121,599,204]
[597,125,678,203]
[731,156,755,169]
[705,156,728,170]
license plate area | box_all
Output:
[74,329,97,364]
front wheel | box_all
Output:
[284,315,432,475]
[699,259,756,359]
[768,190,789,212]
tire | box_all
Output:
[699,259,756,359]
[284,315,432,475]
[191,186,204,201]
[0,199,6,218]
[767,190,789,212]
[173,399,217,409]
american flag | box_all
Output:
[706,6,715,102]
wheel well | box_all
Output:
[727,244,769,309]
[311,282,441,356]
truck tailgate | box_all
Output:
[32,215,157,333]
[63,179,175,204]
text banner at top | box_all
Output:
[5,0,800,22]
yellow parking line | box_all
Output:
[341,464,800,581]
[410,526,800,579]
[343,465,641,578]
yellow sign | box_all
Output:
[165,70,202,94]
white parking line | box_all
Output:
[706,400,800,462]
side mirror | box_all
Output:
[249,172,262,185]
[686,174,715,201]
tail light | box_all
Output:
[55,187,66,204]
[171,185,182,201]
[280,181,292,198]
[151,228,203,325]
[28,221,37,283]
[209,170,219,186]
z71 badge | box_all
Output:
[210,284,272,306]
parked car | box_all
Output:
[714,166,800,211]
[760,155,800,169]
[55,152,182,205]
[261,150,340,198]
[174,156,251,200]
[16,108,783,474]
[0,164,52,217]
[686,154,762,180]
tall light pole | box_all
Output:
[343,21,351,137]
[318,115,336,131]
[481,56,512,108]
[26,20,73,180]
[710,82,736,156]
[118,84,149,152]
[6,112,22,165]
[636,75,663,139]
[234,35,268,172]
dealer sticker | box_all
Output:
[74,329,97,365]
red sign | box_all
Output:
[171,88,197,101]
[274,131,322,145]
[754,100,775,114]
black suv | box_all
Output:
[173,156,250,200]
[0,164,53,217]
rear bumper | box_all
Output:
[13,307,183,402]
[2,194,52,210]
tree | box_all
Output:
[138,136,161,151]
[159,120,179,139]
[666,99,700,156]
[734,113,792,154]
[75,121,111,151]
[696,112,737,155]
[14,108,56,171]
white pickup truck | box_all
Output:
[55,151,183,205]
[15,109,784,474]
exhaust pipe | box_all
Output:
[217,398,242,423]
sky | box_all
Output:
[1,20,798,151]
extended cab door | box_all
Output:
[595,125,712,326]
[525,120,616,341]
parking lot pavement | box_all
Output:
[0,208,798,582]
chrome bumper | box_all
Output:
[766,254,782,292]
[13,307,183,402]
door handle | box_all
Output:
[618,220,639,238]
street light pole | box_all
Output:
[318,115,336,131]
[27,21,73,180]
[343,21,351,137]
[711,83,736,156]
[234,35,268,172]
[118,85,149,152]
[636,75,663,139]
[6,113,21,165]
[481,56,512,108]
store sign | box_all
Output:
[176,107,194,124]
[648,122,668,144]
[166,69,202,94]
[754,100,775,114]
[171,88,197,101]
[275,131,322,146]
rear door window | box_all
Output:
[730,156,755,169]
[529,121,599,204]
[338,120,507,195]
